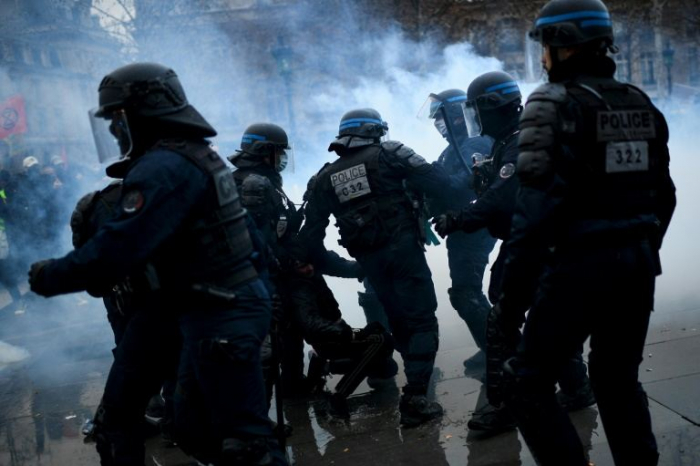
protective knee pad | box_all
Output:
[406,330,439,360]
[448,287,490,312]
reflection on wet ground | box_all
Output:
[0,291,698,465]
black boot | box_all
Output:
[399,393,443,427]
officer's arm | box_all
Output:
[652,109,677,246]
[314,249,363,279]
[36,151,208,296]
[297,188,332,265]
[382,142,450,199]
[500,84,567,314]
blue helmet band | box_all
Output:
[484,81,520,96]
[339,117,385,130]
[241,133,267,144]
[535,10,610,27]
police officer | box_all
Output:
[434,72,595,436]
[299,108,448,427]
[28,63,286,466]
[70,179,182,460]
[421,89,497,371]
[495,1,676,464]
[230,123,362,399]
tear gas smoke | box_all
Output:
[0,0,697,389]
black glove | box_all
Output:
[354,321,387,342]
[28,259,55,296]
[431,211,461,238]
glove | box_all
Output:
[28,259,55,296]
[431,211,461,238]
[354,321,387,342]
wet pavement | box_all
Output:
[0,289,698,466]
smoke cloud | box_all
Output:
[0,0,697,389]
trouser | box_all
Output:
[446,229,497,350]
[95,300,181,466]
[174,279,288,466]
[359,234,439,395]
[489,243,591,394]
[504,241,659,466]
[358,278,391,332]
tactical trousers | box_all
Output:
[358,234,439,395]
[446,228,496,349]
[505,241,659,466]
[96,300,181,466]
[174,279,287,465]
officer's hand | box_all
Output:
[28,259,54,296]
[432,211,461,238]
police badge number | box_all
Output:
[331,163,372,203]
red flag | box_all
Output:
[0,95,27,140]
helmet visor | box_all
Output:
[462,101,483,138]
[417,94,443,120]
[88,108,132,163]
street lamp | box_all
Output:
[271,36,296,136]
[662,41,675,97]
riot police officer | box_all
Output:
[28,63,286,465]
[495,1,676,464]
[298,108,448,427]
[421,89,496,371]
[70,180,181,460]
[230,123,362,399]
[434,71,594,436]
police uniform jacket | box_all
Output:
[34,139,257,301]
[501,53,676,310]
[300,136,449,259]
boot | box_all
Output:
[399,394,443,427]
[467,403,517,437]
[556,380,596,412]
[462,350,486,375]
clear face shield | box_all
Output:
[88,108,133,164]
[417,94,443,120]
[462,101,483,138]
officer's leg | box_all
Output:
[555,347,595,412]
[357,278,391,331]
[504,268,591,466]
[365,237,442,427]
[446,230,496,351]
[178,280,286,465]
[97,308,180,466]
[588,245,658,465]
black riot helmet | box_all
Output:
[529,0,614,50]
[89,62,217,165]
[337,108,388,140]
[464,71,522,139]
[229,123,292,172]
[420,89,468,141]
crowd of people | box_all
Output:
[20,0,676,465]
[0,144,100,313]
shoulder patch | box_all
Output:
[499,163,516,179]
[122,190,145,214]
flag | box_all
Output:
[0,95,27,140]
